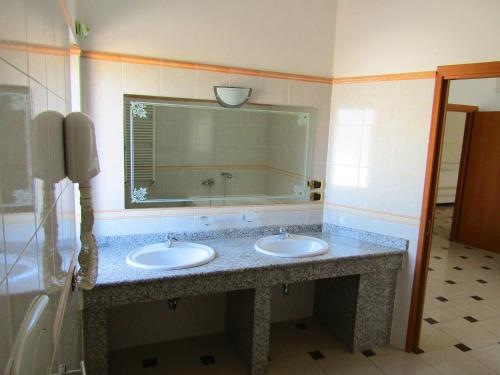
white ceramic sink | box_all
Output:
[255,234,329,258]
[126,242,216,270]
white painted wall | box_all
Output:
[76,0,337,77]
[437,112,466,204]
[333,0,500,76]
[449,78,500,111]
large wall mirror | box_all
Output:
[124,95,317,208]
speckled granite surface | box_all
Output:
[226,287,271,375]
[83,229,406,375]
[88,231,404,292]
[323,223,408,251]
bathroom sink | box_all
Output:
[255,235,329,258]
[126,242,216,270]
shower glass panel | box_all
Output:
[124,95,315,208]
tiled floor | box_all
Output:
[419,205,500,373]
[108,207,500,374]
[108,320,426,375]
[108,317,500,374]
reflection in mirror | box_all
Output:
[0,85,33,211]
[0,84,37,283]
[124,96,316,208]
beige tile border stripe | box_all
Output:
[80,50,437,85]
[333,71,436,84]
[81,50,334,84]
[0,41,70,56]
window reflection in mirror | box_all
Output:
[124,95,315,208]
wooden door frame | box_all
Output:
[448,106,478,241]
[405,61,500,352]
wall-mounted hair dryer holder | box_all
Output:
[64,112,100,290]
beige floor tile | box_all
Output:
[484,296,500,310]
[436,318,499,349]
[108,333,248,375]
[421,346,496,375]
[469,344,500,373]
[368,346,441,375]
[426,283,471,301]
[419,324,458,352]
[270,320,340,362]
[268,352,327,375]
[450,298,500,321]
[421,206,500,353]
[459,281,500,299]
[318,347,383,374]
[477,316,500,337]
[423,302,467,323]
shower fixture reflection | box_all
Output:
[202,178,215,206]
[221,172,233,206]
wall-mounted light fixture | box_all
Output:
[213,86,252,108]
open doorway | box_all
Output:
[407,62,500,355]
[436,105,477,242]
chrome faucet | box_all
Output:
[165,233,178,248]
[278,227,289,240]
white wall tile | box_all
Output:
[386,80,434,218]
[195,69,229,100]
[331,126,363,166]
[82,59,125,211]
[281,208,308,226]
[123,62,160,96]
[0,0,27,73]
[325,78,435,350]
[258,77,289,105]
[307,205,324,225]
[363,81,399,126]
[312,124,330,166]
[159,66,196,98]
[27,52,46,87]
[228,73,261,103]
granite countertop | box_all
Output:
[94,231,406,288]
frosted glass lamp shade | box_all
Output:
[214,86,252,108]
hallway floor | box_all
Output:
[419,205,500,373]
